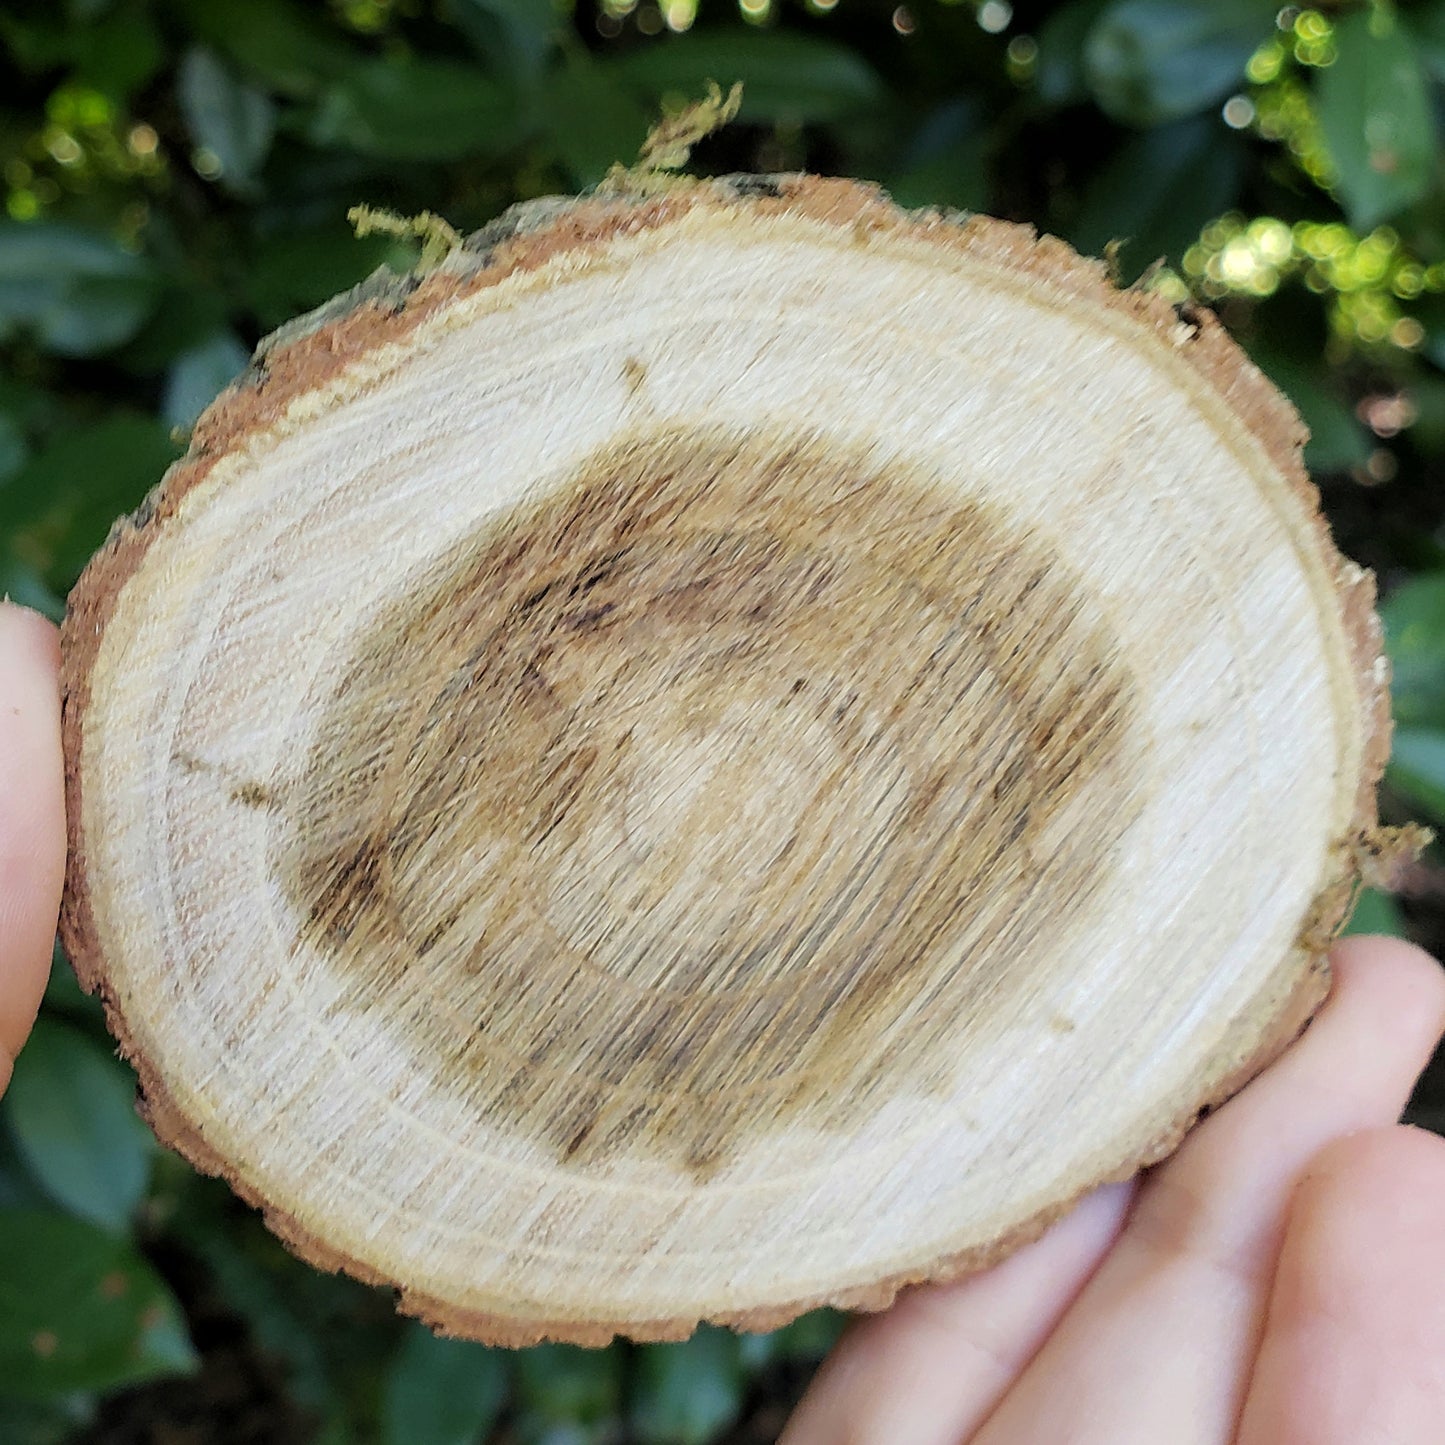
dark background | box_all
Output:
[3,0,1445,1440]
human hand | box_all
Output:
[0,600,65,1099]
[783,934,1445,1444]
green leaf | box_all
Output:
[247,224,408,330]
[1383,573,1445,731]
[543,57,652,187]
[42,947,105,1026]
[616,31,883,125]
[169,1215,333,1411]
[0,415,181,588]
[179,47,277,192]
[737,1309,846,1370]
[1412,348,1445,423]
[1246,344,1370,473]
[447,0,557,85]
[115,287,233,375]
[514,1343,622,1426]
[170,0,350,97]
[888,138,988,212]
[0,224,160,357]
[163,330,251,430]
[0,12,72,73]
[631,1329,743,1445]
[1071,114,1245,276]
[309,57,519,160]
[1344,887,1407,938]
[763,1308,845,1361]
[0,378,59,438]
[3,1018,152,1233]
[0,1395,96,1445]
[1415,0,1445,83]
[67,9,166,101]
[1389,728,1445,821]
[0,1210,196,1399]
[888,101,989,212]
[381,1324,508,1445]
[0,556,62,622]
[1297,400,1372,473]
[1035,0,1115,108]
[0,5,158,94]
[1316,8,1436,231]
[0,410,28,483]
[1084,0,1275,127]
[0,1126,55,1213]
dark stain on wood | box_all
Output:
[174,750,283,813]
[272,423,1142,1179]
[231,780,279,810]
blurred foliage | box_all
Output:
[2,0,1445,1439]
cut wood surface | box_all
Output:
[60,175,1394,1345]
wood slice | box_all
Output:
[60,175,1391,1345]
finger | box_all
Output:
[973,937,1445,1445]
[0,601,65,1094]
[1238,1125,1445,1445]
[780,1181,1134,1445]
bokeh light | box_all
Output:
[1006,33,1038,84]
[4,83,166,222]
[1253,75,1335,187]
[1183,214,1441,354]
[977,0,1011,34]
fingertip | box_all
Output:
[0,599,65,1066]
[1280,1126,1445,1331]
[0,599,61,672]
[1329,933,1445,1000]
[881,1179,1135,1335]
[780,1182,1138,1445]
[1296,1124,1445,1220]
[1323,933,1445,1048]
[1282,1123,1445,1354]
[1238,1123,1445,1444]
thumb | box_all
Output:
[0,600,65,1096]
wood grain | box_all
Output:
[274,424,1137,1177]
[60,175,1392,1344]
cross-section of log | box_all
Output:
[60,175,1392,1346]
